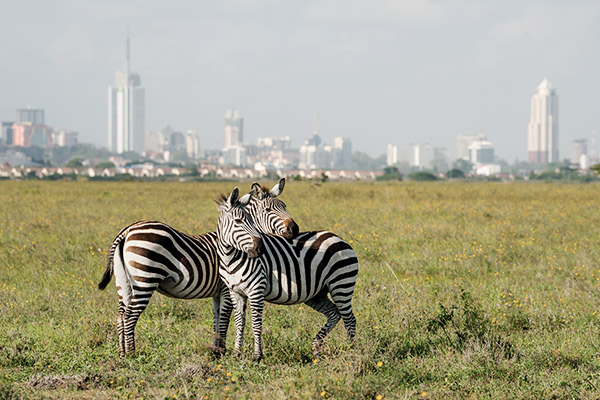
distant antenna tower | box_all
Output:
[126,28,131,81]
[313,112,319,135]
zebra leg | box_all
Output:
[123,298,151,355]
[212,286,234,355]
[230,292,247,357]
[248,295,265,362]
[305,293,341,355]
[330,289,357,342]
[117,302,126,358]
[212,297,223,354]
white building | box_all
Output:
[386,144,398,166]
[528,77,559,164]
[51,130,78,147]
[468,140,495,164]
[571,139,587,165]
[108,37,145,154]
[186,130,200,159]
[333,137,352,169]
[224,109,243,148]
[223,146,247,167]
[411,143,434,169]
[456,133,486,161]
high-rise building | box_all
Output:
[468,140,495,164]
[528,77,559,164]
[386,144,398,166]
[333,137,352,169]
[186,130,200,159]
[1,121,14,145]
[456,133,486,161]
[224,109,243,148]
[571,139,587,165]
[16,107,44,124]
[411,143,434,169]
[108,35,145,154]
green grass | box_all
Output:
[1,181,600,399]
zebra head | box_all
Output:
[248,178,299,240]
[216,187,263,258]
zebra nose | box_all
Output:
[286,219,299,239]
[251,236,263,257]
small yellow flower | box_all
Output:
[376,396,383,400]
[320,390,326,397]
[421,392,427,397]
[376,361,383,368]
[226,372,231,377]
[206,378,212,382]
[231,377,236,382]
[224,387,231,391]
[313,359,318,364]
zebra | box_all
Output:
[216,187,358,362]
[97,178,297,357]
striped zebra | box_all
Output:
[97,178,297,357]
[216,188,358,362]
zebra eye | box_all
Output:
[234,218,242,223]
[264,207,272,212]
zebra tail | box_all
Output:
[98,225,130,290]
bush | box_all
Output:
[407,171,438,181]
[446,168,465,179]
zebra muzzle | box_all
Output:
[247,236,263,258]
[284,219,300,239]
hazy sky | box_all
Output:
[1,0,599,161]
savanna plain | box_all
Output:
[1,181,600,399]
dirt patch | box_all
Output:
[25,374,100,390]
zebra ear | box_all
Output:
[251,182,262,198]
[238,191,253,207]
[269,178,285,197]
[228,187,240,207]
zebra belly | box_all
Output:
[156,281,221,299]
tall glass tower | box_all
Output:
[527,77,559,164]
[108,35,145,154]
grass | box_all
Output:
[1,180,600,399]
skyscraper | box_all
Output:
[108,35,145,154]
[224,109,243,148]
[16,107,44,124]
[527,77,559,164]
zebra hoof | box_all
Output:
[211,347,225,358]
[253,355,263,363]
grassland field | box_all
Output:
[1,181,600,399]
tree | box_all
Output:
[352,151,386,170]
[376,166,403,181]
[96,161,115,169]
[407,171,438,181]
[66,158,84,168]
[452,159,473,174]
[446,168,465,179]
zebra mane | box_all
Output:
[215,193,228,210]
[259,186,271,198]
[252,184,272,199]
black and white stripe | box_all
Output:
[216,188,358,362]
[98,179,297,357]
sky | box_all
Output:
[1,0,599,161]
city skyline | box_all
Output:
[1,1,600,161]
